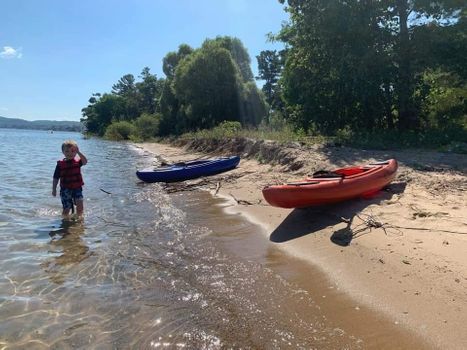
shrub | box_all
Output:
[134,113,161,140]
[104,121,137,141]
[335,126,354,145]
[420,69,467,129]
[267,110,288,131]
[212,120,242,138]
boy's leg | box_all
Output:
[75,199,84,217]
[73,188,84,217]
[60,188,73,218]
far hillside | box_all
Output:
[0,116,82,132]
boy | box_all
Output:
[52,140,88,218]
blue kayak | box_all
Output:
[136,156,240,183]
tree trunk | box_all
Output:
[396,0,418,130]
[384,81,395,129]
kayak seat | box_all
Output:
[312,170,345,178]
[335,167,372,176]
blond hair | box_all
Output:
[62,140,77,151]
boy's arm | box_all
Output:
[52,178,59,196]
[52,163,60,196]
[76,146,88,165]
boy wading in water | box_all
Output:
[52,140,88,219]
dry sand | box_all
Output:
[137,140,467,350]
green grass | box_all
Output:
[177,121,328,146]
[173,123,467,154]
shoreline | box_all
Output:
[137,140,467,350]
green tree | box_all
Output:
[256,49,284,114]
[136,67,164,114]
[81,93,126,135]
[278,0,392,133]
[160,37,266,134]
[277,0,465,133]
[112,74,136,96]
[412,15,467,80]
[379,0,465,130]
[173,45,243,131]
[162,44,194,79]
[419,69,466,129]
[81,36,269,137]
[110,74,140,120]
[242,82,268,125]
[201,36,254,82]
[159,80,180,134]
[159,44,194,134]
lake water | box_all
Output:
[0,129,429,349]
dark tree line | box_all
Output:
[82,2,465,140]
[81,69,165,136]
[81,37,267,137]
[268,0,466,134]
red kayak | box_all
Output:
[262,159,398,208]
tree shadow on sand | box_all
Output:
[270,182,407,246]
[315,144,467,174]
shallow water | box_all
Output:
[0,129,430,349]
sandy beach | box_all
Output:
[138,139,467,350]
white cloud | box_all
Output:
[0,46,23,59]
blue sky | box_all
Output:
[0,0,288,121]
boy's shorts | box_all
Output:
[60,187,83,210]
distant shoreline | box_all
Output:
[0,116,82,132]
[0,127,82,133]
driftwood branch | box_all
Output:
[355,213,467,236]
[229,193,255,205]
[162,171,254,194]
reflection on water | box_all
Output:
[42,219,89,284]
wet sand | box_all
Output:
[138,140,467,350]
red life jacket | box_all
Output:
[57,159,84,189]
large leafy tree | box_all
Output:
[173,45,243,131]
[277,0,465,132]
[159,44,194,134]
[412,16,467,128]
[278,0,392,132]
[383,0,465,129]
[201,36,255,82]
[160,37,266,134]
[162,44,194,79]
[412,16,467,80]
